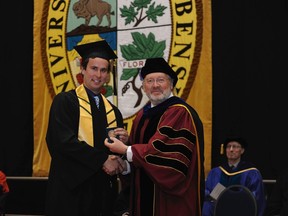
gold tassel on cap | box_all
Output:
[220,143,224,155]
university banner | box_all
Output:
[33,0,212,176]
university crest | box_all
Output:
[41,0,203,130]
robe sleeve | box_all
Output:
[202,168,221,216]
[0,171,9,193]
[244,169,267,216]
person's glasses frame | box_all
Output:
[144,77,169,85]
[226,145,242,149]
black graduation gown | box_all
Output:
[45,89,124,216]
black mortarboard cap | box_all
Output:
[140,57,178,86]
[74,40,117,61]
[223,137,248,149]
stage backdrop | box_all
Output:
[33,0,212,176]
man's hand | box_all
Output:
[114,128,129,144]
[104,137,128,155]
[103,155,125,175]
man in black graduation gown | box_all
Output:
[45,40,128,216]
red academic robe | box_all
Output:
[126,96,205,216]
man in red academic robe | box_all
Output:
[105,57,205,216]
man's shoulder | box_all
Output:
[238,161,257,170]
[168,96,195,110]
[52,90,78,106]
[54,89,76,97]
[102,96,120,110]
[169,97,201,120]
[208,166,222,174]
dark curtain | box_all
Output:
[0,1,34,176]
[1,0,288,180]
[212,0,288,179]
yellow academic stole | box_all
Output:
[76,84,117,146]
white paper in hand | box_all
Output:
[209,183,226,200]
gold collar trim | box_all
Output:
[219,166,258,176]
[75,84,116,146]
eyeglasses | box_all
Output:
[144,77,168,85]
[226,145,242,149]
